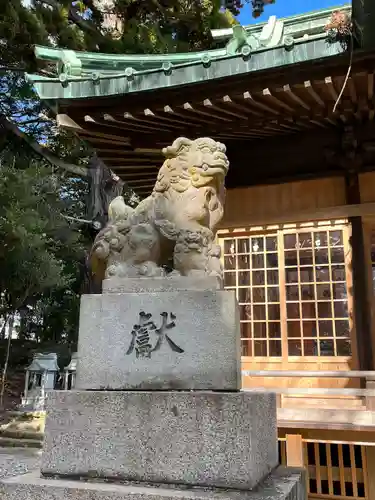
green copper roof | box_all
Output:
[211,3,350,43]
[27,4,350,101]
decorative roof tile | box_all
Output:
[27,5,350,101]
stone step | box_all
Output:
[0,466,305,500]
[3,419,44,433]
[7,410,45,419]
[0,429,44,441]
[0,436,43,449]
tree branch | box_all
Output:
[34,0,60,9]
[34,0,107,41]
[0,115,88,177]
[18,117,48,125]
[68,4,106,39]
[0,66,26,72]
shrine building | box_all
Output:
[28,2,375,498]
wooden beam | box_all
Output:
[95,148,162,156]
[127,178,156,185]
[278,408,375,431]
[242,370,375,378]
[243,91,279,115]
[325,76,339,101]
[113,164,159,170]
[57,114,131,145]
[115,171,158,179]
[102,113,175,134]
[219,201,375,229]
[283,84,310,111]
[279,427,375,443]
[143,108,198,129]
[304,80,325,107]
[131,182,155,188]
[183,101,232,122]
[100,158,158,164]
[203,98,248,120]
[83,136,131,147]
[245,387,375,396]
[216,96,251,120]
[262,88,295,113]
[136,192,152,197]
[368,72,374,100]
[347,77,358,104]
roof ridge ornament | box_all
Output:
[259,16,284,47]
[283,35,295,50]
[58,50,82,77]
[241,45,252,60]
[162,62,173,75]
[225,16,284,55]
[125,67,135,80]
[201,54,211,68]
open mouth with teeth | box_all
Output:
[202,170,226,194]
[200,154,229,178]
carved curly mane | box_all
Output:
[154,137,228,194]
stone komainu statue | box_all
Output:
[90,137,229,284]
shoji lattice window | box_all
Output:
[223,235,281,357]
[284,228,351,357]
[221,224,352,358]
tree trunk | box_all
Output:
[0,313,15,408]
[0,317,7,341]
[86,154,124,229]
[84,154,125,294]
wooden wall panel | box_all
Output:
[359,172,375,203]
[221,177,346,228]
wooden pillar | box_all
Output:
[285,434,304,467]
[365,446,375,500]
[346,170,374,371]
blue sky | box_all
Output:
[238,0,350,25]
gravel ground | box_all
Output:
[0,447,41,480]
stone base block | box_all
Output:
[41,390,278,490]
[0,467,307,500]
[102,276,222,293]
[76,279,241,391]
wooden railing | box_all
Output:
[242,370,375,408]
[242,371,375,378]
[247,371,375,498]
[241,370,375,433]
[279,436,371,500]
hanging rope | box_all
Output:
[324,10,354,114]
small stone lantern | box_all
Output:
[63,352,78,390]
[20,353,59,411]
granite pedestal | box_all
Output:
[1,276,306,500]
[76,278,241,391]
[41,390,278,490]
[0,467,306,500]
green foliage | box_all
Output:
[0,0,49,70]
[0,0,237,348]
[1,0,236,66]
[0,145,87,344]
